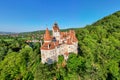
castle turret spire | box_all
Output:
[44,28,51,42]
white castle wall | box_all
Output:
[52,30,60,40]
[41,49,57,64]
[41,28,78,64]
[41,42,78,64]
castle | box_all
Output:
[40,23,78,64]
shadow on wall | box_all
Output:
[47,58,55,64]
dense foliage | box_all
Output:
[0,11,120,80]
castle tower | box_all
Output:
[40,23,78,64]
[52,23,60,40]
[41,28,57,64]
[44,28,52,43]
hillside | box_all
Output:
[0,11,120,80]
[75,10,120,79]
[93,11,120,27]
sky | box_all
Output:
[0,0,120,32]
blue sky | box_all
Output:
[0,0,120,32]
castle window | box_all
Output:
[52,37,56,42]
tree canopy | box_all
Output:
[0,10,120,80]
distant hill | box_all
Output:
[0,31,17,35]
[0,27,78,36]
[19,28,78,35]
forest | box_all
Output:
[0,11,120,80]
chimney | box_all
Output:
[48,44,50,49]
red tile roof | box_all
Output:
[41,42,55,50]
[41,24,78,50]
[67,39,72,45]
[44,28,52,41]
[41,41,59,50]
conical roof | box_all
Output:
[44,28,51,41]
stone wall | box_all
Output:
[41,42,78,64]
[41,49,57,64]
